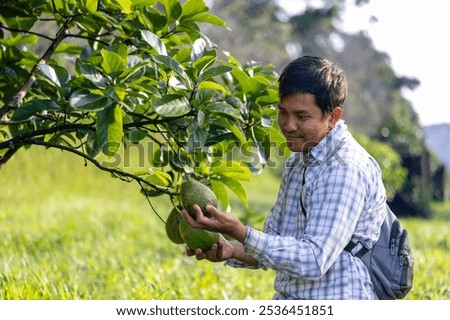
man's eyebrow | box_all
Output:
[278,105,309,114]
[293,110,309,114]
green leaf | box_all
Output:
[256,88,279,106]
[261,114,273,127]
[189,12,228,28]
[212,160,252,181]
[199,65,232,81]
[53,0,76,15]
[210,179,229,210]
[218,176,248,208]
[150,147,170,167]
[197,81,227,94]
[227,67,266,94]
[212,117,246,144]
[119,58,147,83]
[141,30,167,55]
[89,10,120,28]
[152,94,191,117]
[191,38,206,61]
[146,171,172,188]
[229,66,251,93]
[85,130,101,158]
[54,43,84,55]
[142,7,167,30]
[111,0,132,13]
[38,64,61,87]
[82,0,98,12]
[101,49,126,75]
[128,128,147,143]
[192,50,216,74]
[254,126,290,159]
[222,59,267,94]
[204,102,243,121]
[70,89,110,111]
[132,0,157,7]
[11,99,60,121]
[187,122,208,153]
[247,128,268,169]
[151,55,192,89]
[77,61,108,89]
[163,0,182,24]
[52,65,71,86]
[180,0,208,21]
[96,105,123,157]
[2,34,38,47]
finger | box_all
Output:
[180,208,199,227]
[180,208,192,220]
[207,243,219,261]
[185,246,195,256]
[193,204,206,222]
[205,204,223,219]
[194,248,207,260]
[219,234,227,242]
[217,239,224,251]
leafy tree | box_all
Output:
[209,0,435,216]
[0,0,285,214]
[352,131,407,200]
[205,0,292,68]
[378,97,424,157]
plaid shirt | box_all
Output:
[227,120,386,299]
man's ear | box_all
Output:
[330,107,343,126]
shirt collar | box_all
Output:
[304,120,348,166]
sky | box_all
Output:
[279,0,450,127]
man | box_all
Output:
[181,56,386,300]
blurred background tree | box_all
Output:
[207,0,447,217]
[1,0,446,218]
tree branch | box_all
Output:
[0,21,70,120]
[0,24,54,40]
[66,33,110,46]
[0,146,21,169]
[14,138,175,196]
[0,123,95,151]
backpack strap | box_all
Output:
[344,241,369,258]
[300,166,307,217]
[299,158,370,258]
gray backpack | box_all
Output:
[299,168,414,299]
[344,204,414,299]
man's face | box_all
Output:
[278,92,341,153]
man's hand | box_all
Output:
[185,235,235,262]
[180,204,247,243]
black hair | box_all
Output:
[278,56,347,114]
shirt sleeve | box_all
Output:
[243,163,367,280]
[224,163,293,271]
[223,226,268,270]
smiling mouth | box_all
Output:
[285,135,304,140]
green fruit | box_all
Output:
[178,219,219,252]
[165,207,184,244]
[180,179,218,217]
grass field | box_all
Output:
[1,146,449,299]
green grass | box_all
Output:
[401,202,450,299]
[0,146,449,299]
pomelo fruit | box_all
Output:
[165,207,184,244]
[180,179,217,217]
[178,219,219,252]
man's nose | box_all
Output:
[283,116,297,132]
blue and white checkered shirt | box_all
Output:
[227,120,386,299]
